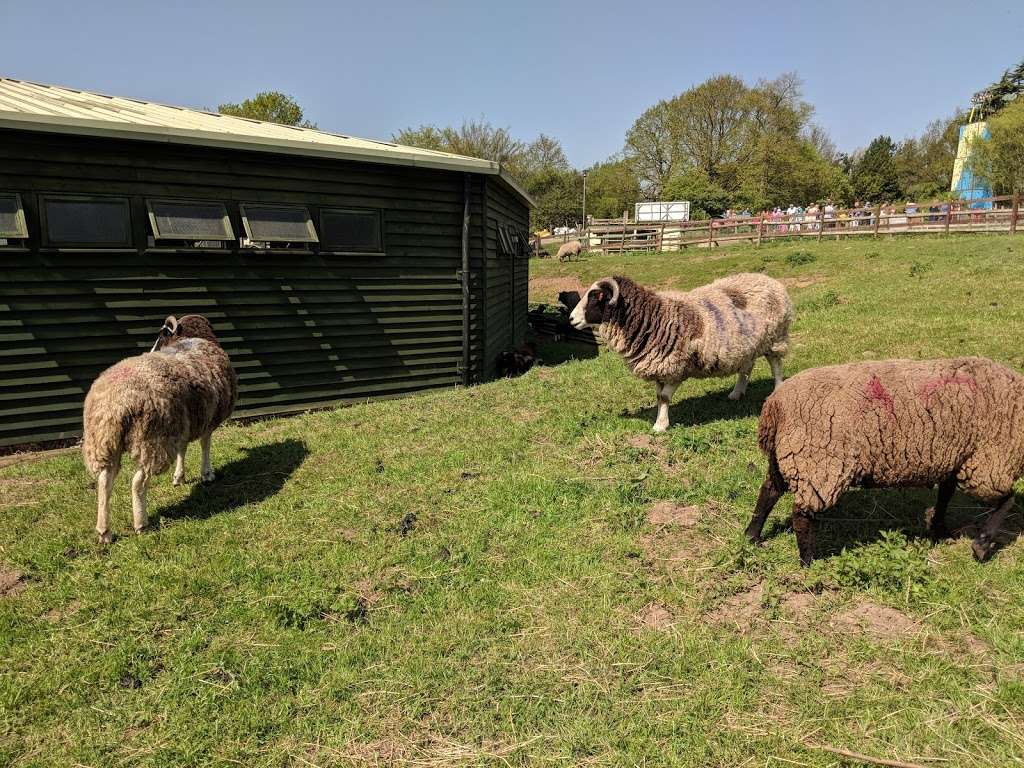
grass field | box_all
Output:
[3,234,1024,767]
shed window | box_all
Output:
[42,195,132,248]
[147,199,234,244]
[240,203,318,244]
[320,208,382,252]
[0,193,28,239]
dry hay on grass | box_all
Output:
[0,568,25,598]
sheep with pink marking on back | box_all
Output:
[82,315,237,542]
[748,357,1024,565]
[569,272,793,432]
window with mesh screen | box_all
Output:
[147,199,234,241]
[240,203,318,244]
[0,194,28,239]
[42,196,132,247]
[320,208,382,252]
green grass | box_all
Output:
[4,234,1024,766]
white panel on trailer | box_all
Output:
[635,201,690,222]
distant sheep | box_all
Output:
[569,273,793,432]
[556,240,583,262]
[82,315,238,542]
[748,357,1024,565]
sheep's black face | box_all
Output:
[570,287,611,329]
[558,290,581,313]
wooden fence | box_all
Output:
[537,194,1021,256]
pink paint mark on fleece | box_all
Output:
[106,364,136,383]
[918,373,977,400]
[863,375,896,416]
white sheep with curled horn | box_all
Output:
[82,314,238,542]
[569,273,793,432]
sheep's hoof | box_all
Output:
[923,508,951,541]
[201,471,216,484]
[172,474,185,486]
[97,531,114,544]
[651,423,668,434]
[727,390,744,401]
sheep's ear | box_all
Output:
[164,316,179,336]
[597,278,620,306]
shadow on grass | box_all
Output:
[534,336,599,366]
[758,487,1024,560]
[160,438,308,522]
[621,378,773,427]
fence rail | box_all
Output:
[537,194,1021,256]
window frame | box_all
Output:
[319,207,384,254]
[145,198,235,243]
[0,193,29,239]
[239,202,319,245]
[40,193,133,249]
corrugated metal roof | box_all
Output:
[0,77,533,205]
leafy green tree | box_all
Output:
[583,157,642,219]
[968,100,1024,194]
[663,170,731,218]
[527,168,581,230]
[894,112,964,200]
[218,92,316,128]
[393,120,526,174]
[851,136,902,201]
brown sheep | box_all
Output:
[82,315,238,542]
[556,240,583,262]
[569,273,793,432]
[747,357,1024,565]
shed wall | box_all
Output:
[483,177,531,378]
[0,130,520,447]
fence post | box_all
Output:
[621,211,628,253]
[757,216,763,246]
[817,206,824,242]
[873,205,881,237]
[944,201,952,235]
[1012,192,1020,235]
[707,218,714,248]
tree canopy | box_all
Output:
[968,100,1024,194]
[850,136,902,202]
[218,91,316,128]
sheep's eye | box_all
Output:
[595,291,604,302]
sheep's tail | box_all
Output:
[81,392,131,477]
[757,395,782,457]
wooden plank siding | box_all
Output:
[0,130,529,446]
[482,177,531,378]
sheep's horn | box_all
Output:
[151,315,179,352]
[597,278,620,306]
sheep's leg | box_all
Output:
[96,466,119,544]
[766,354,784,388]
[172,447,187,486]
[131,468,151,534]
[924,475,957,541]
[792,507,816,567]
[971,493,1015,562]
[652,382,677,433]
[200,433,215,483]
[728,361,755,401]
[745,457,787,544]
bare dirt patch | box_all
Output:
[831,601,922,640]
[0,568,26,598]
[528,276,586,302]
[42,599,82,623]
[780,274,827,289]
[707,584,765,633]
[635,602,673,632]
[628,434,668,462]
[647,501,701,528]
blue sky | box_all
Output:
[2,0,1021,168]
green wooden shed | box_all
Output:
[0,78,533,448]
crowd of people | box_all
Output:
[718,200,962,231]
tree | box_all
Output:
[894,112,964,200]
[623,100,677,197]
[968,100,1024,194]
[218,91,316,128]
[850,136,902,202]
[393,120,526,174]
[583,157,642,219]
